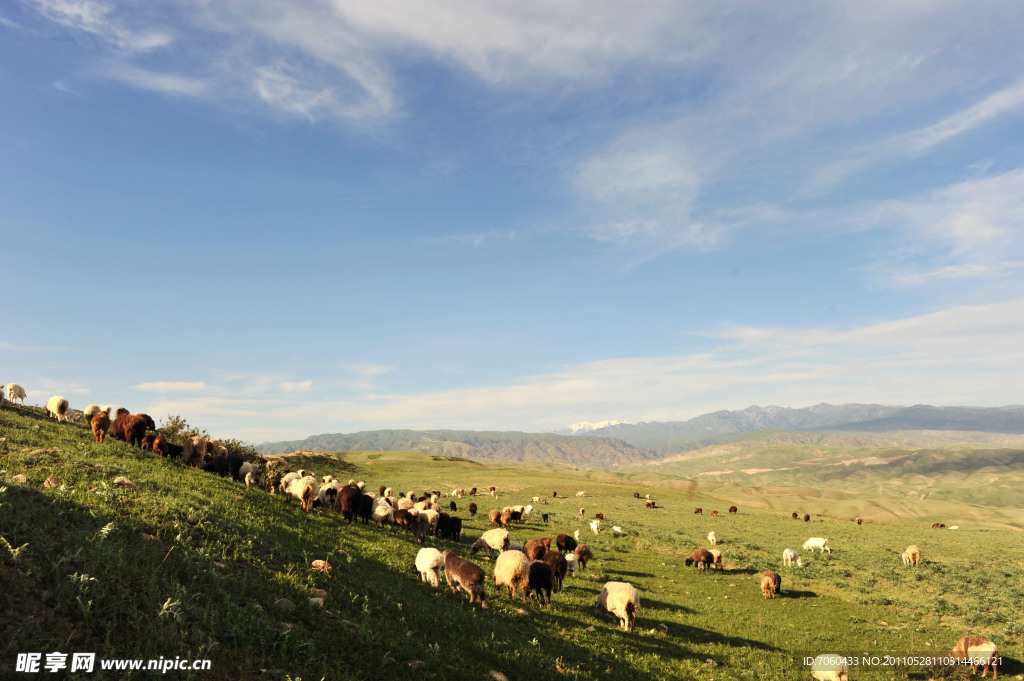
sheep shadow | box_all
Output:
[614,569,656,578]
[779,589,818,599]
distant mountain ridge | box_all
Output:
[257,404,1024,467]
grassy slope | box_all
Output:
[2,405,1022,680]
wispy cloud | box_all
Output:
[281,380,312,392]
[107,65,208,97]
[33,0,172,52]
[135,381,206,393]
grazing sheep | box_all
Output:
[5,383,26,405]
[694,507,703,515]
[686,548,714,574]
[589,519,601,535]
[574,529,580,542]
[542,551,568,592]
[397,496,415,511]
[541,513,549,523]
[556,533,577,554]
[564,553,578,576]
[470,487,477,496]
[760,570,781,599]
[44,395,71,422]
[528,560,553,606]
[532,496,540,502]
[415,548,445,587]
[802,537,831,554]
[711,510,719,516]
[394,509,413,531]
[421,508,440,536]
[782,548,803,567]
[152,434,169,458]
[552,490,557,498]
[576,491,586,497]
[468,502,477,516]
[285,474,319,512]
[645,500,655,509]
[634,492,641,499]
[707,548,723,573]
[574,544,593,571]
[855,517,863,525]
[493,550,531,602]
[594,582,639,631]
[141,433,156,451]
[905,544,921,566]
[239,461,260,487]
[509,510,522,524]
[334,484,361,522]
[810,654,849,681]
[135,413,156,432]
[901,551,911,566]
[489,509,501,527]
[728,506,738,513]
[182,436,207,468]
[373,498,395,527]
[121,414,148,447]
[932,522,946,529]
[83,404,102,422]
[318,480,343,510]
[523,539,547,561]
[708,531,718,546]
[612,526,624,537]
[449,500,457,512]
[90,411,110,443]
[443,550,488,609]
[803,513,811,522]
[448,516,463,542]
[578,507,586,518]
[500,510,513,528]
[792,512,799,519]
[471,528,510,557]
[594,513,604,520]
[950,635,998,678]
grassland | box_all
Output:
[2,404,1022,680]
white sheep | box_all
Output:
[5,383,26,405]
[285,474,319,512]
[802,537,831,554]
[470,528,510,557]
[82,404,103,423]
[594,581,640,632]
[565,553,578,576]
[901,552,911,566]
[421,508,440,536]
[589,519,601,535]
[318,480,343,509]
[397,496,414,511]
[810,654,849,681]
[707,548,723,573]
[576,491,586,497]
[372,498,395,527]
[532,496,540,502]
[782,548,803,567]
[523,504,533,516]
[493,550,531,602]
[904,545,921,566]
[415,548,445,587]
[239,461,260,488]
[612,526,624,537]
[708,531,718,546]
[45,395,71,422]
[574,529,581,542]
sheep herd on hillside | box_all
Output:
[2,384,1001,678]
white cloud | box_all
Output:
[135,381,206,392]
[281,380,313,392]
[33,0,172,52]
[108,66,208,96]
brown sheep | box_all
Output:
[135,413,156,431]
[528,560,553,606]
[685,548,714,573]
[394,509,413,531]
[792,512,800,519]
[728,506,738,513]
[444,550,488,609]
[574,544,593,571]
[633,492,641,499]
[539,537,551,551]
[694,507,703,515]
[152,434,169,458]
[556,533,577,554]
[761,570,781,599]
[141,433,156,451]
[542,551,568,592]
[468,502,478,516]
[932,522,946,528]
[489,508,501,527]
[123,414,148,447]
[803,513,811,522]
[552,490,557,497]
[855,517,863,525]
[711,510,719,516]
[950,635,998,678]
[500,510,513,528]
[90,411,110,444]
[524,539,547,561]
[594,513,604,520]
[337,484,362,523]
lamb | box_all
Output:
[782,548,803,567]
[564,553,578,576]
[470,528,510,557]
[239,461,260,487]
[152,435,170,458]
[141,433,156,451]
[443,550,488,608]
[523,539,547,561]
[589,519,601,535]
[44,395,71,422]
[901,552,911,566]
[594,582,639,631]
[542,551,568,592]
[802,537,831,554]
[905,544,921,566]
[5,383,26,405]
[707,548,723,573]
[90,411,110,443]
[708,531,718,546]
[556,533,577,553]
[950,635,998,678]
[760,570,781,599]
[493,550,531,602]
[415,548,445,588]
[574,544,593,571]
[528,560,553,606]
[810,654,849,681]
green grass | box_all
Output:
[2,404,1022,680]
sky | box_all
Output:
[2,1,1023,443]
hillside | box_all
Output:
[256,429,659,467]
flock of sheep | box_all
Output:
[3,383,1002,678]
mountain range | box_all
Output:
[257,403,1024,466]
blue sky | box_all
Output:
[2,1,1023,442]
